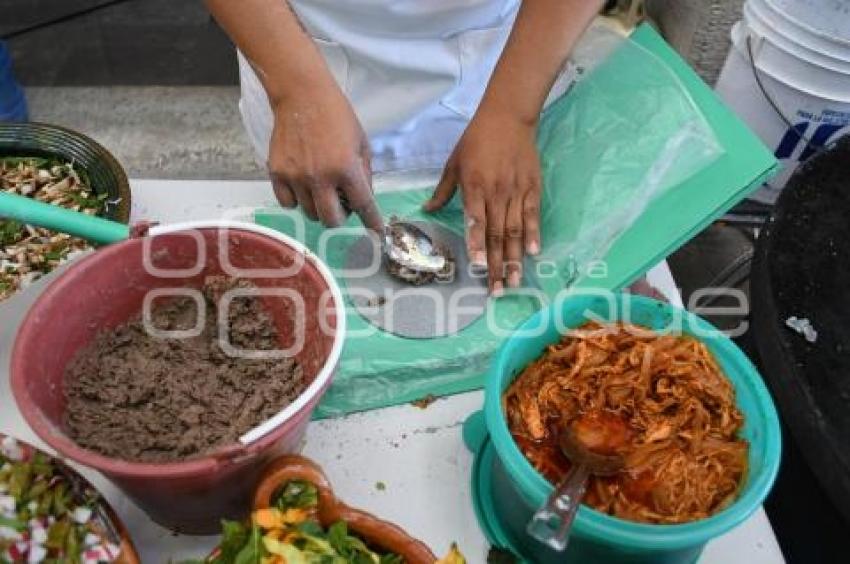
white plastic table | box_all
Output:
[0,179,785,563]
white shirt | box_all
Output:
[238,0,572,173]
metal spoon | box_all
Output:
[527,413,628,552]
[383,219,447,273]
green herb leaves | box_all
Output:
[203,479,407,564]
[218,520,250,563]
[233,526,264,564]
[272,480,319,511]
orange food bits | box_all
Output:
[253,508,285,529]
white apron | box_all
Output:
[238,0,573,173]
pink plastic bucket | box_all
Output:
[11,221,345,533]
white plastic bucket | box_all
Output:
[715,0,850,203]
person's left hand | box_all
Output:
[424,108,542,295]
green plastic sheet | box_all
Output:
[532,29,722,296]
[257,189,545,418]
[256,25,773,418]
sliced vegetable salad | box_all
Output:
[203,480,465,564]
[0,436,120,563]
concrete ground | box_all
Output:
[26,86,264,179]
[7,0,260,179]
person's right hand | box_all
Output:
[267,85,383,232]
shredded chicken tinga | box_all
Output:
[504,321,748,524]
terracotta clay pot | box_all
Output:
[250,455,437,564]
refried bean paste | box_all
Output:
[63,276,307,462]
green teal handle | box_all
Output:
[0,191,130,245]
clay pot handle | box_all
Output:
[324,502,438,564]
[253,455,337,515]
[253,455,437,564]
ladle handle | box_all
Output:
[0,191,129,244]
[527,463,591,552]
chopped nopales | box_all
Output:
[0,157,107,302]
[0,436,121,563]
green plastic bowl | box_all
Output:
[476,293,782,563]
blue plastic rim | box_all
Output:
[483,293,782,551]
[0,42,28,122]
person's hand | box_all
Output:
[267,85,383,232]
[424,108,542,294]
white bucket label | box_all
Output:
[774,108,850,161]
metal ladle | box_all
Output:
[383,219,447,273]
[0,190,449,275]
[527,413,628,552]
